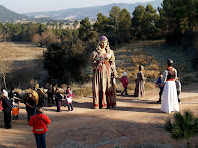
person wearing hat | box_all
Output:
[134,65,145,97]
[160,59,179,113]
[120,72,128,96]
[90,36,117,109]
[1,89,12,129]
[29,107,51,148]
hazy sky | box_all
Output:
[0,0,152,13]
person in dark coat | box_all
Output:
[1,89,12,129]
[55,88,62,112]
[25,93,36,122]
[8,87,14,100]
[45,78,55,104]
[37,89,46,113]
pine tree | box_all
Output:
[165,110,198,148]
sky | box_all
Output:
[0,0,152,14]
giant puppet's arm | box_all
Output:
[90,51,98,68]
[110,50,117,78]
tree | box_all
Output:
[53,21,58,29]
[38,23,48,35]
[109,6,121,30]
[43,40,88,83]
[132,4,160,39]
[158,0,198,42]
[0,43,13,89]
[41,30,60,47]
[79,17,92,42]
[73,20,79,29]
[59,22,65,29]
[32,33,42,44]
[94,13,110,34]
[144,4,160,39]
[118,8,132,41]
[132,5,146,39]
[165,110,198,148]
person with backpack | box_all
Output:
[29,108,51,148]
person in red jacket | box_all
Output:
[120,72,129,96]
[29,108,51,148]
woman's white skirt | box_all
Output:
[161,81,179,114]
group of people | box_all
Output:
[54,86,74,112]
[91,36,181,114]
[0,84,74,148]
[0,35,183,147]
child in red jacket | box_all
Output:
[29,108,51,148]
[120,72,128,96]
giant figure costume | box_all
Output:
[91,36,117,109]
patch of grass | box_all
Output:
[73,87,92,98]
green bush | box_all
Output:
[165,110,198,148]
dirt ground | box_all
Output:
[0,85,198,148]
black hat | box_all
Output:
[166,59,173,66]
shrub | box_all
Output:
[165,110,198,148]
[43,40,88,84]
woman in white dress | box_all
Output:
[161,59,179,114]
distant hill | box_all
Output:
[23,0,162,20]
[0,5,28,22]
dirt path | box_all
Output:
[0,86,198,148]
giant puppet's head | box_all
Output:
[96,36,110,53]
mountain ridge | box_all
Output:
[0,5,28,22]
[23,0,162,20]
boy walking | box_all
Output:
[156,73,163,103]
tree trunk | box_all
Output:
[3,74,7,90]
[186,138,190,148]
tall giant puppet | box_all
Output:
[91,36,117,109]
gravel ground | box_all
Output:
[0,85,198,148]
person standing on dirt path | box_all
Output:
[29,107,51,148]
[25,93,36,122]
[45,78,55,104]
[1,89,12,129]
[37,89,46,113]
[156,73,163,103]
[160,59,179,114]
[120,72,128,96]
[134,65,145,97]
[55,88,63,112]
[90,36,117,109]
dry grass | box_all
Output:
[0,42,46,61]
[115,41,161,81]
[114,40,192,91]
[0,42,48,89]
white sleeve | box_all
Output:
[162,70,168,84]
